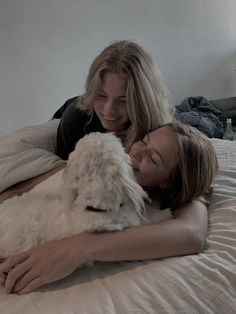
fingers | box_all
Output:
[0,251,29,273]
[12,269,40,293]
[0,236,82,294]
[5,261,32,293]
[17,276,43,295]
[0,251,30,293]
[0,252,46,294]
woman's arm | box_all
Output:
[0,163,66,204]
[86,200,208,262]
[0,200,207,294]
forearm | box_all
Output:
[83,222,195,263]
[78,201,208,263]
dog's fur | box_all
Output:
[0,133,171,259]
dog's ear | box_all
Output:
[122,176,149,215]
[104,159,150,217]
[61,144,94,209]
[113,164,150,217]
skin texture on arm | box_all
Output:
[0,200,208,295]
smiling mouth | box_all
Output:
[102,114,119,122]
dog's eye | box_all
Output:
[120,203,125,208]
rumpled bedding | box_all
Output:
[0,120,64,193]
[175,96,224,138]
[0,130,235,313]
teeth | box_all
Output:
[103,116,117,121]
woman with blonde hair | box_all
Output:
[55,40,174,159]
[135,121,218,211]
[0,41,214,295]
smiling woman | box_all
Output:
[55,40,173,160]
[93,72,129,132]
[129,122,218,210]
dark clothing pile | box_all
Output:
[175,96,224,138]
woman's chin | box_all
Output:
[101,122,124,132]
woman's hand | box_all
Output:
[0,234,89,295]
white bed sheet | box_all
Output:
[0,138,235,314]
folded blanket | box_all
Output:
[175,96,224,138]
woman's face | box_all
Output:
[93,72,130,132]
[129,127,179,188]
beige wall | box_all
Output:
[0,0,235,135]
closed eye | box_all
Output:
[149,153,158,165]
[98,93,107,98]
[149,151,162,166]
[118,99,126,104]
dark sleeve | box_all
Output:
[56,102,88,160]
[52,96,79,119]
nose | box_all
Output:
[131,148,143,162]
[103,99,116,115]
[130,139,149,164]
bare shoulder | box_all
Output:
[173,200,208,221]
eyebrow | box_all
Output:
[100,89,126,99]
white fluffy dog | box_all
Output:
[0,133,171,259]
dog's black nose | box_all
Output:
[86,206,107,212]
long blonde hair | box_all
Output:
[154,122,219,210]
[78,40,174,151]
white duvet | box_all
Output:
[0,122,235,314]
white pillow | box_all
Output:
[0,120,64,193]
